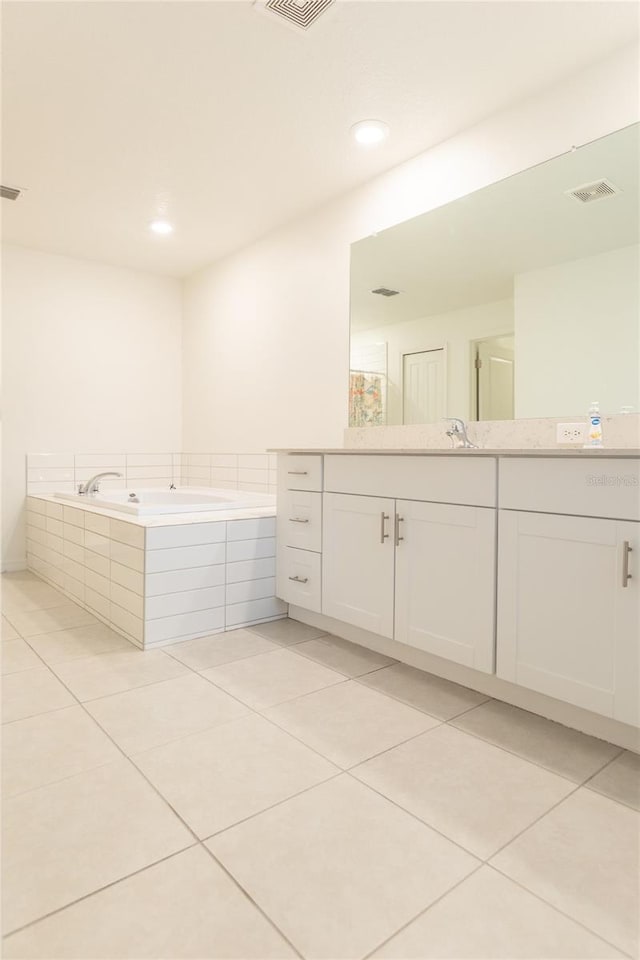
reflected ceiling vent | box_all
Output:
[371,287,400,298]
[564,179,621,204]
[255,0,335,31]
[1,185,21,201]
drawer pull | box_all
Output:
[288,470,308,476]
[289,517,309,524]
[380,512,390,544]
[395,514,404,546]
[288,575,309,584]
[622,541,633,588]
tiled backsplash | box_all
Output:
[26,452,278,497]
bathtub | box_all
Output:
[55,486,275,516]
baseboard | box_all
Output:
[1,560,28,573]
[288,605,640,754]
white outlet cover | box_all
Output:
[557,422,586,444]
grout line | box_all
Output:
[352,668,492,723]
[360,861,486,960]
[198,843,305,959]
[1,844,201,940]
[485,863,637,959]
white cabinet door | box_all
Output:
[322,493,395,638]
[497,511,639,725]
[394,500,496,672]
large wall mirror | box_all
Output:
[349,123,639,427]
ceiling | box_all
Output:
[350,123,639,331]
[1,1,638,278]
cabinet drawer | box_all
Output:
[324,455,495,507]
[279,455,323,492]
[499,457,640,521]
[278,491,322,552]
[277,547,321,613]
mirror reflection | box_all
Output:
[349,123,639,426]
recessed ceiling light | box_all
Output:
[351,119,390,146]
[149,219,174,236]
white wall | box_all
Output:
[515,244,640,418]
[352,299,514,424]
[182,44,639,453]
[2,246,182,567]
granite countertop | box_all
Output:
[270,448,640,457]
[28,492,276,528]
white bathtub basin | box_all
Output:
[55,487,275,516]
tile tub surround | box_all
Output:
[26,452,278,497]
[344,412,640,451]
[25,495,286,649]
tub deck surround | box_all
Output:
[25,492,285,650]
[276,449,640,750]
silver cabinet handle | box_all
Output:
[289,517,309,524]
[622,541,633,587]
[288,575,309,584]
[380,512,390,544]
[395,514,404,546]
[288,470,308,476]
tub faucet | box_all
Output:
[444,418,478,449]
[78,472,123,495]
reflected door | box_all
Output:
[475,336,514,420]
[402,348,445,424]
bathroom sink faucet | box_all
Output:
[77,472,123,495]
[444,418,478,449]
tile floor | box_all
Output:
[1,570,639,960]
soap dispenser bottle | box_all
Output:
[584,401,603,448]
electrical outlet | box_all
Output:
[557,422,586,444]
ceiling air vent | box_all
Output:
[564,179,621,204]
[371,287,400,298]
[257,0,335,31]
[1,185,21,201]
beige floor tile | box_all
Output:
[354,724,574,859]
[2,579,68,614]
[452,699,622,783]
[202,648,343,710]
[2,667,75,723]
[492,788,640,956]
[165,628,280,671]
[247,617,327,646]
[1,639,41,675]
[587,750,640,811]
[1,616,20,641]
[85,673,249,754]
[50,648,188,701]
[265,680,439,768]
[134,713,338,837]
[2,759,193,933]
[2,846,297,959]
[6,604,98,638]
[359,662,489,719]
[371,866,624,958]
[2,705,121,797]
[208,775,478,960]
[293,633,396,678]
[28,623,133,665]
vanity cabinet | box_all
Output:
[395,500,496,672]
[497,511,639,726]
[321,474,497,671]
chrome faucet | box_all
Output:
[77,472,123,495]
[445,418,478,449]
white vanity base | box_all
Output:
[289,605,639,753]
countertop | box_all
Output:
[270,448,640,457]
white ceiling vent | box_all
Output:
[564,178,621,204]
[255,0,335,32]
[371,287,400,298]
